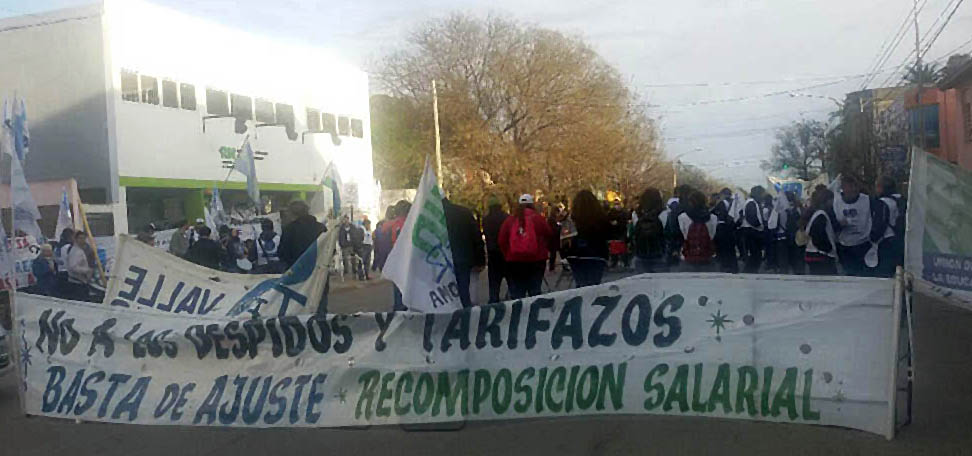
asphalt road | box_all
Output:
[2,273,971,456]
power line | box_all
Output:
[860,0,930,90]
[876,0,966,88]
[920,0,965,57]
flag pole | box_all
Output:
[77,201,107,287]
[432,79,443,183]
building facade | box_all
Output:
[0,0,376,236]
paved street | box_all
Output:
[3,274,972,455]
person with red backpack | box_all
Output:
[498,194,553,299]
[678,190,719,272]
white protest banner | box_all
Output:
[382,159,460,313]
[104,225,336,318]
[906,150,972,309]
[0,236,40,290]
[15,274,905,438]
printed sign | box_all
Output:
[906,150,972,308]
[0,236,40,290]
[104,225,336,318]
[15,274,904,437]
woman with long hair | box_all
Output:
[802,187,838,275]
[499,194,553,298]
[563,190,611,287]
[632,187,668,273]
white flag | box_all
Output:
[209,187,228,231]
[54,186,73,241]
[233,138,260,207]
[382,159,461,313]
[225,223,339,318]
[10,149,43,241]
[2,96,29,161]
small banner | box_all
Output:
[103,227,336,318]
[906,150,972,308]
[15,274,903,437]
[0,236,41,290]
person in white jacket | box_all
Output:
[66,231,94,301]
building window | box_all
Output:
[162,80,178,108]
[338,116,350,136]
[351,119,364,138]
[322,113,337,135]
[206,89,229,116]
[140,75,159,105]
[276,103,297,140]
[121,70,139,102]
[231,94,253,120]
[180,83,196,110]
[255,99,275,123]
[909,104,940,148]
[306,108,322,132]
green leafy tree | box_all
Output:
[762,119,828,181]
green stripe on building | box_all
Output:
[119,176,322,192]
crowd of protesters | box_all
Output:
[28,173,906,309]
[368,173,907,310]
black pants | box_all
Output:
[807,257,838,275]
[742,229,764,274]
[507,261,545,299]
[487,251,507,303]
[715,227,738,273]
[874,238,898,278]
[568,258,606,288]
[837,242,871,277]
[770,239,790,273]
[357,245,373,279]
[454,264,472,308]
[789,245,806,275]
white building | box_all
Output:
[0,0,375,236]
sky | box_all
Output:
[3,0,972,189]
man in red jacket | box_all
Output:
[499,194,553,298]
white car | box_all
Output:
[0,326,11,377]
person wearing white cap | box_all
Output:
[498,193,553,298]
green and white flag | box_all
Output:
[381,159,460,313]
[322,162,342,217]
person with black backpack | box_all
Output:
[660,185,692,268]
[563,190,610,287]
[711,188,738,273]
[739,186,767,274]
[498,194,553,299]
[678,190,719,272]
[872,176,905,278]
[633,187,667,273]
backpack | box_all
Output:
[633,216,664,259]
[663,204,683,251]
[682,221,715,264]
[509,215,540,257]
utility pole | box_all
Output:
[912,0,924,151]
[432,79,443,184]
